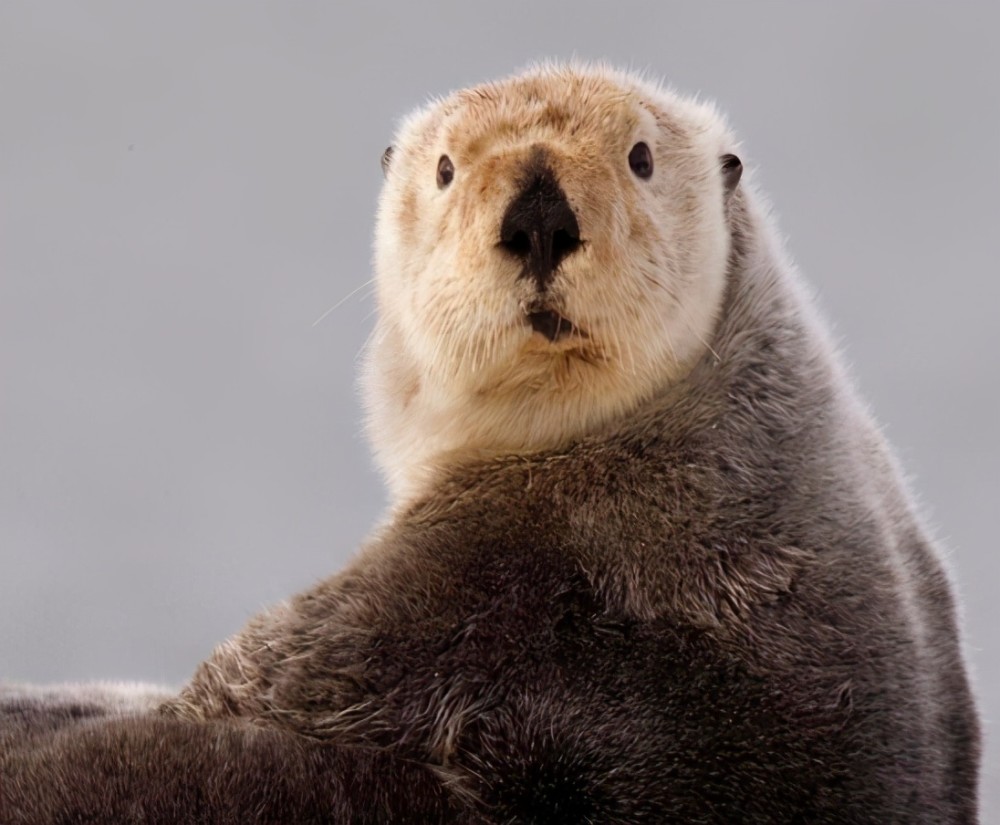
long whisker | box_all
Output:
[354,317,382,365]
[312,279,376,327]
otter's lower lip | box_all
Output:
[527,310,581,343]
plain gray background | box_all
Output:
[1,0,996,813]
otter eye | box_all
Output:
[380,145,393,177]
[437,155,454,189]
[628,142,653,179]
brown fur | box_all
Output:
[1,65,980,823]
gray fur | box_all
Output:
[1,117,980,825]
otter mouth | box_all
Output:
[527,309,580,343]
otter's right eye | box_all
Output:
[437,155,455,189]
[628,142,653,179]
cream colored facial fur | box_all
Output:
[364,65,739,505]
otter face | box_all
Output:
[365,65,741,504]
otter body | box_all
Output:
[1,65,980,823]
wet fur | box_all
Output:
[1,65,980,822]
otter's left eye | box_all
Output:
[437,155,455,189]
[628,142,653,179]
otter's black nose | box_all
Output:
[499,163,581,292]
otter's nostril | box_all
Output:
[551,228,581,269]
[503,230,532,258]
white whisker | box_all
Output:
[312,279,376,327]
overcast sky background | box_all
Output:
[1,1,997,812]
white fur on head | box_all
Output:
[364,63,740,506]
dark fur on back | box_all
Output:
[1,154,980,825]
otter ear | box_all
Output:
[381,145,394,178]
[720,153,742,198]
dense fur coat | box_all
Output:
[1,65,980,823]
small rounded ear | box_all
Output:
[720,153,742,197]
[380,145,394,178]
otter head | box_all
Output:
[364,64,743,505]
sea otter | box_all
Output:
[1,64,981,823]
